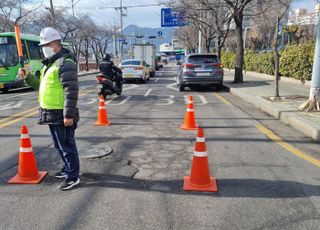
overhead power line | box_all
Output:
[53,4,161,10]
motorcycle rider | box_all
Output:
[98,53,123,89]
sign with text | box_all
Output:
[161,8,188,27]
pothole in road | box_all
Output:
[79,146,113,159]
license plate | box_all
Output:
[196,73,211,76]
[124,74,133,78]
[194,68,210,71]
[0,83,4,89]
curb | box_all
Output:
[224,83,320,143]
[224,69,311,87]
[78,70,99,77]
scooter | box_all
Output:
[96,74,123,99]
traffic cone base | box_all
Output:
[8,171,47,184]
[180,123,198,130]
[95,121,112,126]
[183,176,217,192]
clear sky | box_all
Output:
[41,0,163,28]
[291,0,318,12]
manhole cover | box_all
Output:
[80,146,113,159]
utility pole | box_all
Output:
[299,2,320,111]
[119,0,124,61]
[71,0,81,18]
[113,19,118,59]
[49,0,56,26]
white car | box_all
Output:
[119,59,150,83]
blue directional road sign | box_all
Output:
[157,31,163,37]
[161,8,188,27]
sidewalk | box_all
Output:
[224,69,320,142]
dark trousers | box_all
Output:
[49,124,80,180]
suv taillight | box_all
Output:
[212,63,224,68]
[183,63,195,68]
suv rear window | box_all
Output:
[122,60,141,65]
[188,55,219,64]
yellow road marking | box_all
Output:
[256,124,320,168]
[0,87,96,129]
[0,110,38,129]
[0,107,38,125]
[213,93,231,105]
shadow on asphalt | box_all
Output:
[78,173,320,198]
[73,135,314,145]
[225,80,272,88]
[0,87,34,94]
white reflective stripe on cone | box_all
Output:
[188,100,193,104]
[186,108,194,112]
[20,134,30,139]
[196,137,205,142]
[100,99,104,102]
[194,151,208,157]
[99,106,106,109]
[20,147,33,153]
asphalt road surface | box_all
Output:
[0,66,320,230]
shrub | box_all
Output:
[221,41,315,81]
[279,42,314,81]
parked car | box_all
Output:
[119,59,150,83]
[176,53,224,91]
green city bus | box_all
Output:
[0,32,70,92]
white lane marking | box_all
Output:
[184,95,208,105]
[106,96,132,105]
[78,97,97,105]
[0,101,24,111]
[155,79,159,82]
[0,92,33,101]
[123,84,139,91]
[156,95,175,105]
[144,89,152,97]
[166,83,179,92]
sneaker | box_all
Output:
[59,178,80,191]
[54,171,66,179]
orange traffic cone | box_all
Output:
[95,95,111,126]
[180,96,198,130]
[183,128,217,192]
[8,125,47,184]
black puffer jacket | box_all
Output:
[26,48,79,125]
[99,60,122,77]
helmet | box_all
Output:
[39,27,62,46]
[103,53,111,61]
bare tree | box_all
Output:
[272,0,291,100]
[174,25,198,52]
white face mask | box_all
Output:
[42,46,56,58]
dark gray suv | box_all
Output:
[177,54,224,91]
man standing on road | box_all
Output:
[19,27,80,191]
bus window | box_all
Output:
[27,41,42,60]
[22,41,29,64]
[0,36,19,67]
